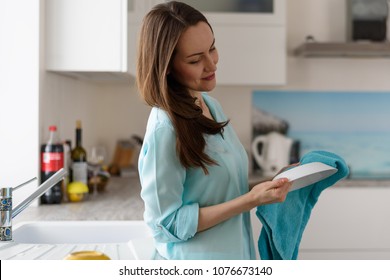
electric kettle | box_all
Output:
[251,131,293,177]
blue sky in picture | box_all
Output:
[252,91,390,133]
[252,91,390,179]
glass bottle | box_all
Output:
[71,120,88,186]
[40,125,64,204]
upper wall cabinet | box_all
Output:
[45,0,148,81]
[151,0,286,86]
[46,0,286,85]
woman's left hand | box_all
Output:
[272,162,300,179]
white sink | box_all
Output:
[0,221,155,260]
[13,220,149,244]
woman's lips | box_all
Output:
[202,73,215,81]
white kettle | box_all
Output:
[251,131,293,177]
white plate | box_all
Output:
[273,162,338,192]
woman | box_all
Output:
[137,1,291,260]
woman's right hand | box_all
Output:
[197,178,291,232]
[247,178,291,208]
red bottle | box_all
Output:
[40,125,64,204]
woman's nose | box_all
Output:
[205,55,217,72]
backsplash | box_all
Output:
[40,72,150,164]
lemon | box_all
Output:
[68,193,84,202]
[64,250,111,260]
[67,182,89,202]
[67,182,89,194]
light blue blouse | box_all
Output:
[138,93,256,260]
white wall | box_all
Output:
[214,0,390,148]
[0,0,40,205]
[41,0,390,168]
[40,0,390,165]
[40,74,150,165]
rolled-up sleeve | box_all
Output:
[139,123,199,243]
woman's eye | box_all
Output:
[189,60,200,64]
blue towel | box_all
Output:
[256,150,349,260]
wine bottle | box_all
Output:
[71,120,88,186]
[40,125,64,204]
[61,139,72,202]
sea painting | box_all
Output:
[252,90,390,179]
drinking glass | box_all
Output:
[88,146,106,194]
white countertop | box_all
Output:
[0,177,150,260]
[13,176,145,224]
[13,174,390,225]
[0,174,265,260]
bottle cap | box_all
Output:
[76,120,82,129]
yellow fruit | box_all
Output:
[64,251,111,260]
[67,182,89,194]
[68,193,84,202]
[67,182,89,202]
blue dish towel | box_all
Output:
[256,150,349,260]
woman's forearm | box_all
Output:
[197,192,253,232]
[197,178,291,232]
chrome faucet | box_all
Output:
[0,168,67,241]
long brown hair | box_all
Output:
[136,1,228,174]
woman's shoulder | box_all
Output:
[202,92,227,121]
[146,107,174,131]
[202,92,216,103]
[202,92,222,109]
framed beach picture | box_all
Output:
[252,90,390,179]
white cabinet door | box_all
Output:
[46,0,128,73]
[251,186,390,260]
[299,187,390,259]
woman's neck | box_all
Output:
[192,92,213,120]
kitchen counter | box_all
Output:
[4,174,390,260]
[14,174,390,225]
[13,176,145,224]
[1,177,150,260]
